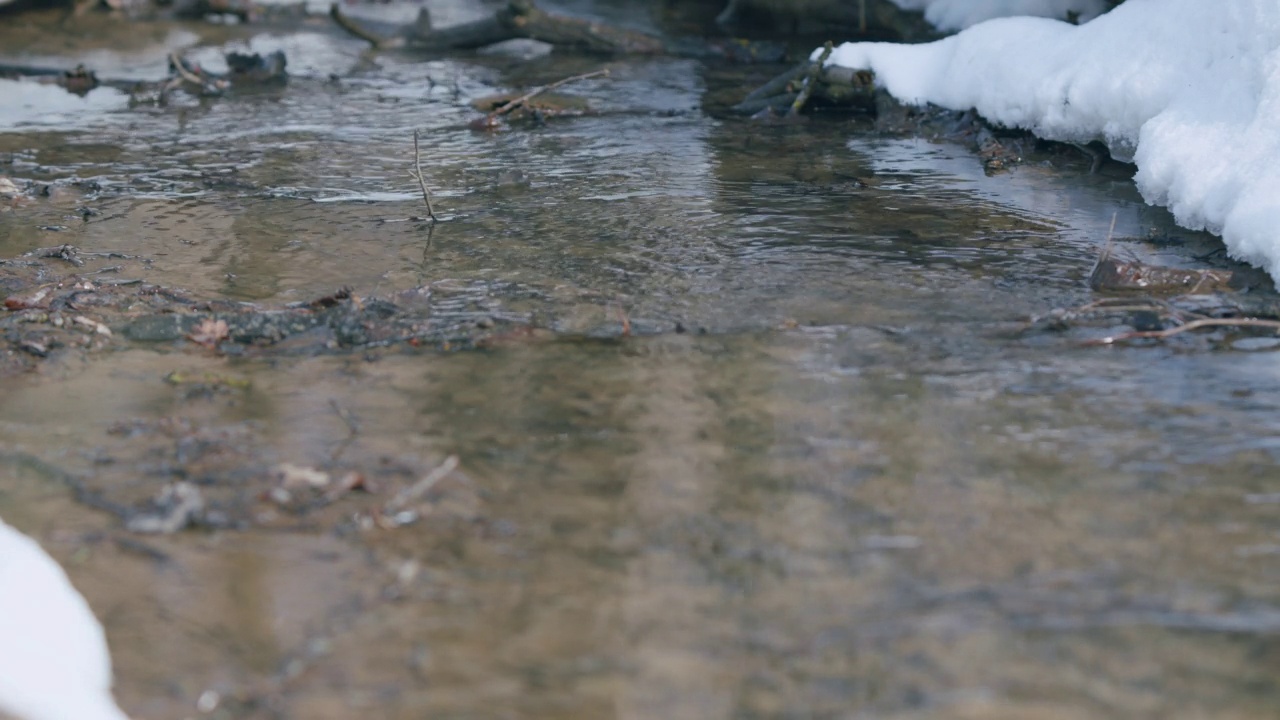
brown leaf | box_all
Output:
[187,318,230,348]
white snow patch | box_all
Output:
[0,517,129,720]
[816,0,1280,280]
[887,0,1109,30]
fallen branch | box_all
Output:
[735,56,875,115]
[328,398,360,462]
[790,41,833,117]
[410,130,438,222]
[486,68,610,123]
[1086,317,1280,345]
[386,455,460,513]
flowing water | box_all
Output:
[1,4,1278,719]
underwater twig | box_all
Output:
[328,399,360,462]
[330,399,360,436]
[612,304,631,337]
[410,130,438,222]
[487,68,610,122]
[386,455,460,513]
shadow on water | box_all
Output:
[1,3,1279,719]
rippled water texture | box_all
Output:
[1,3,1278,719]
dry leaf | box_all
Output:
[187,318,230,348]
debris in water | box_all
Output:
[126,482,205,534]
[186,318,229,349]
[1090,253,1236,294]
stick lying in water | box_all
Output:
[410,130,438,222]
[790,41,833,117]
[486,68,610,124]
[1086,317,1280,345]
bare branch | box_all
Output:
[411,130,438,222]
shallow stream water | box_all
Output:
[1,4,1279,719]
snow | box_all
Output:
[887,0,1109,31]
[0,518,129,720]
[817,0,1280,281]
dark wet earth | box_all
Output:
[2,3,1280,719]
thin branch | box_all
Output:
[1087,317,1280,345]
[487,68,610,122]
[328,398,360,463]
[612,304,631,337]
[411,130,438,222]
[386,455,460,512]
[790,41,833,117]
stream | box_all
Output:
[1,3,1278,718]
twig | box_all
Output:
[790,41,833,117]
[330,398,360,436]
[410,130,438,222]
[386,455,459,512]
[421,221,436,265]
[168,52,206,87]
[1087,317,1280,345]
[486,68,610,122]
[328,398,360,462]
[167,52,228,95]
[612,304,631,337]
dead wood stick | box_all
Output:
[487,68,610,121]
[612,303,631,337]
[168,52,205,87]
[790,41,833,117]
[1088,317,1280,345]
[410,130,438,222]
[329,4,405,49]
[167,52,228,94]
[386,455,459,512]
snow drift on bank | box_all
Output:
[819,0,1280,280]
[887,0,1110,31]
[0,518,129,720]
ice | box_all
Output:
[818,0,1280,280]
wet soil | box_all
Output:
[2,3,1280,719]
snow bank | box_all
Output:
[0,518,129,720]
[818,0,1280,280]
[887,0,1110,31]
